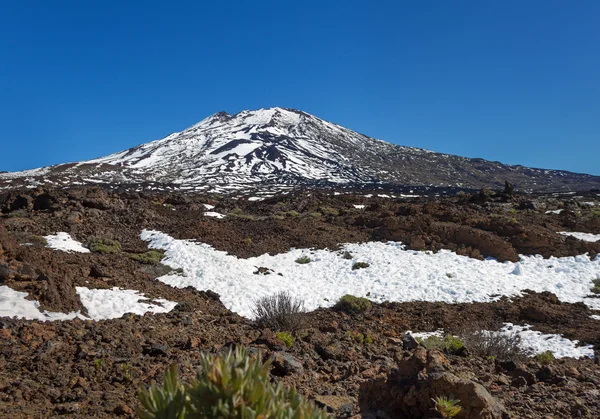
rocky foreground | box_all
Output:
[1,186,600,417]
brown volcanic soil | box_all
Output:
[0,186,599,418]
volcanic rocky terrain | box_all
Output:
[1,185,600,418]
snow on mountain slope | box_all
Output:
[2,107,600,193]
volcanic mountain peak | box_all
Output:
[1,107,600,193]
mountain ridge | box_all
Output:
[1,107,599,194]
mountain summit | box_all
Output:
[1,107,599,193]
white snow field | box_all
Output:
[76,287,177,320]
[141,230,600,319]
[44,232,90,253]
[559,231,600,242]
[0,286,176,321]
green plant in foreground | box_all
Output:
[432,395,462,418]
[333,294,372,314]
[352,262,370,270]
[137,347,329,419]
[295,256,312,264]
[88,237,121,254]
[130,250,166,265]
[276,331,295,349]
[535,350,555,365]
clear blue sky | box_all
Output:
[1,1,598,175]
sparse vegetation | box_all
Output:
[295,256,312,264]
[535,351,555,365]
[418,335,464,353]
[129,250,165,265]
[334,294,371,314]
[319,206,339,216]
[432,395,462,418]
[29,235,48,246]
[230,207,243,215]
[252,291,307,332]
[307,212,322,218]
[242,237,253,246]
[591,279,600,294]
[345,330,373,345]
[458,328,526,362]
[137,347,329,419]
[275,331,295,348]
[352,261,370,270]
[286,210,300,217]
[87,237,121,254]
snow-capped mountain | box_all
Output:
[1,107,599,193]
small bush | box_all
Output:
[320,207,339,216]
[230,207,243,215]
[88,237,121,254]
[307,212,322,218]
[129,250,165,265]
[432,395,462,418]
[138,347,329,418]
[345,331,373,345]
[458,328,526,362]
[535,350,555,365]
[29,235,48,246]
[334,294,371,314]
[352,262,370,270]
[275,331,295,348]
[286,210,300,217]
[295,256,312,264]
[419,335,464,353]
[591,279,600,294]
[252,291,307,332]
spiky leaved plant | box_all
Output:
[138,364,187,419]
[432,395,462,418]
[137,346,329,419]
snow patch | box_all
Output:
[559,231,600,242]
[45,232,90,253]
[204,211,226,218]
[76,287,177,320]
[141,230,600,318]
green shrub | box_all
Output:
[419,335,464,352]
[88,237,121,254]
[137,347,329,419]
[334,294,371,314]
[432,395,462,418]
[352,262,370,270]
[275,332,295,349]
[271,215,285,220]
[591,279,600,294]
[130,250,165,265]
[535,350,555,365]
[29,235,48,246]
[295,256,312,264]
[345,331,373,345]
[286,210,300,217]
[306,212,322,218]
[230,207,243,215]
[319,207,339,216]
